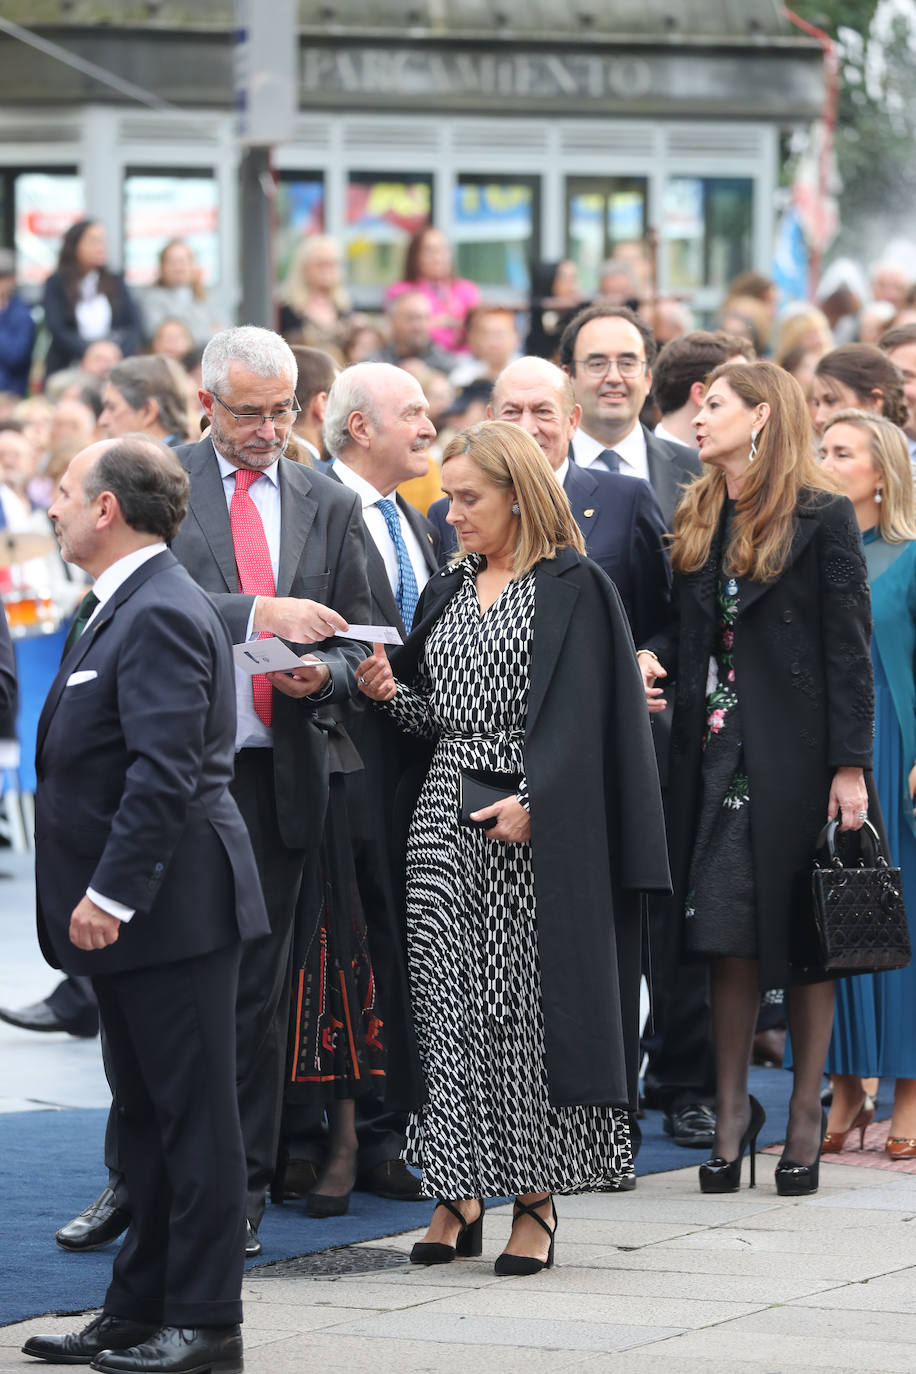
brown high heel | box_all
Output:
[822,1094,875,1154]
[885,1136,916,1159]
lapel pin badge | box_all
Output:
[584,508,595,518]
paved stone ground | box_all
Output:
[5,1154,916,1372]
[4,852,916,1372]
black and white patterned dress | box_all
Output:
[384,555,633,1199]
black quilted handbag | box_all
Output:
[811,819,911,974]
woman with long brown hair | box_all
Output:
[812,343,909,436]
[357,420,669,1274]
[639,361,878,1197]
[42,219,142,378]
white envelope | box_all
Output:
[66,670,98,686]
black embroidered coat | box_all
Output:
[646,491,879,990]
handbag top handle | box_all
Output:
[815,817,886,869]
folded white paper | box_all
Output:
[336,624,404,646]
[232,639,305,675]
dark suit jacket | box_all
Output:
[428,460,671,645]
[171,437,373,850]
[641,426,702,527]
[34,550,269,977]
[316,458,440,637]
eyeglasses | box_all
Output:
[574,353,647,380]
[211,393,301,429]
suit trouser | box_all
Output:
[46,974,98,1020]
[231,748,310,1227]
[95,751,312,1227]
[94,944,245,1329]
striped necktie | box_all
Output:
[376,498,419,632]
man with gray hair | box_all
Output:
[172,326,372,1254]
[56,328,374,1260]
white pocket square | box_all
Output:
[65,670,98,686]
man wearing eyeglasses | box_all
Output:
[559,304,700,526]
[54,329,373,1263]
[174,327,373,1255]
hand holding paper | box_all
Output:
[336,624,403,646]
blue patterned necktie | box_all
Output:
[376,498,419,632]
[596,448,620,472]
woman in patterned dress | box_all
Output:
[357,421,669,1274]
[639,362,878,1197]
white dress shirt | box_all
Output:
[83,541,168,923]
[654,420,696,451]
[573,422,649,481]
[215,450,281,751]
[331,458,431,601]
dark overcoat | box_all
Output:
[645,491,878,990]
[390,547,671,1110]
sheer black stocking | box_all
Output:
[784,980,835,1165]
[311,1099,358,1198]
[710,957,759,1160]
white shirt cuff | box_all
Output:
[245,599,259,640]
[87,887,135,923]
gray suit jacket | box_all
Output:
[171,437,372,849]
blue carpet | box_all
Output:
[0,1067,890,1326]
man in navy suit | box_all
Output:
[23,435,268,1373]
[558,303,701,526]
[428,356,671,646]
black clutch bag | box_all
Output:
[458,768,522,830]
[810,819,911,974]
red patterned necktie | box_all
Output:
[230,466,276,727]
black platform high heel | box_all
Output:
[775,1108,827,1197]
[410,1198,484,1265]
[494,1195,557,1276]
[699,1095,766,1194]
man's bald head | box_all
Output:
[488,356,580,470]
[323,361,435,495]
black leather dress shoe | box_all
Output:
[664,1102,716,1149]
[244,1220,261,1258]
[22,1312,157,1365]
[0,998,98,1038]
[357,1158,423,1200]
[89,1324,243,1373]
[57,1188,131,1251]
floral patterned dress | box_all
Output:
[684,503,757,959]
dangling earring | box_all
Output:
[748,429,758,463]
[511,502,520,515]
[875,487,883,504]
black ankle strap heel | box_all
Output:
[494,1194,557,1276]
[410,1198,484,1265]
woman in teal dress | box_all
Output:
[820,409,916,1157]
